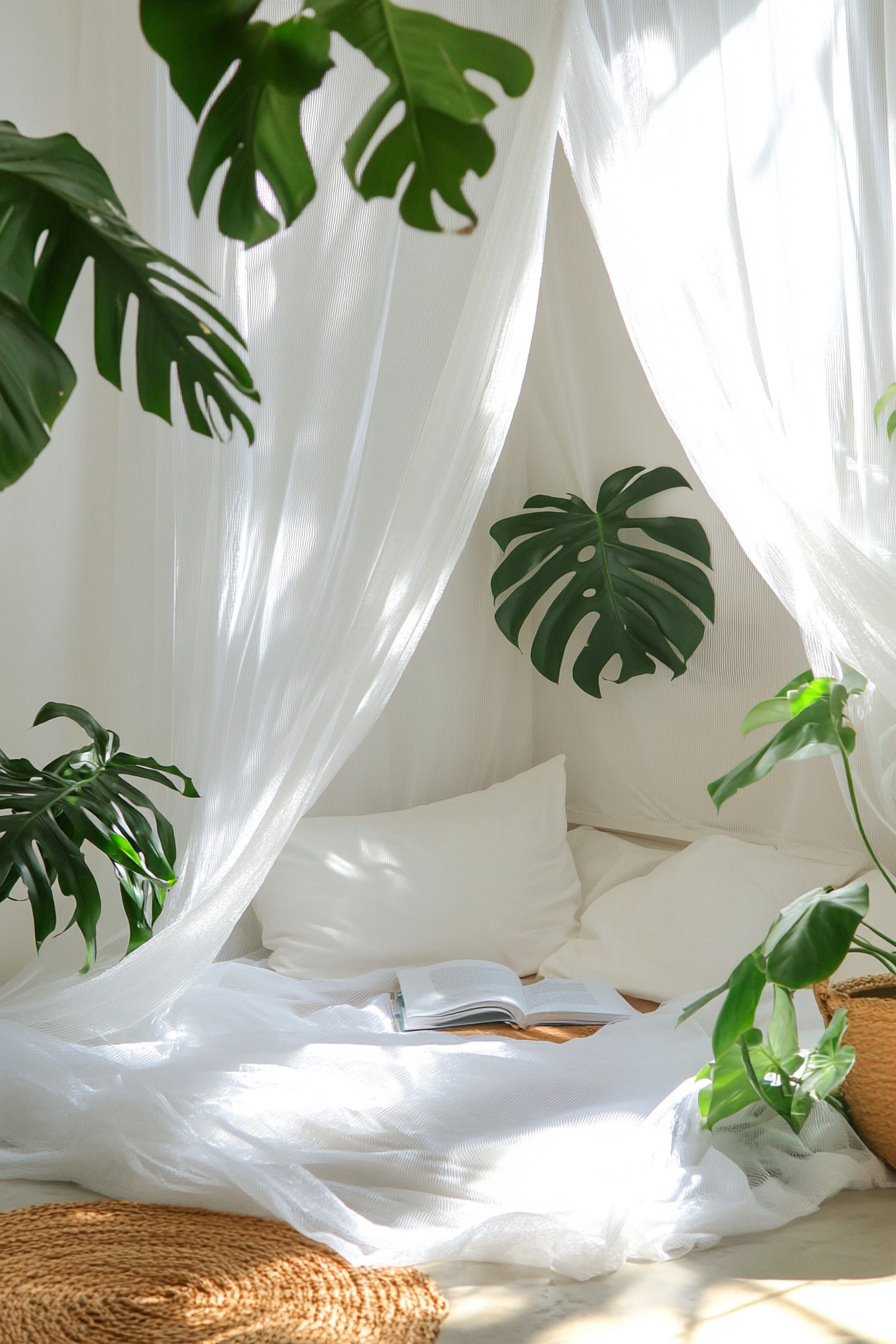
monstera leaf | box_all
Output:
[141,0,534,243]
[0,703,198,973]
[315,0,534,231]
[489,467,714,698]
[0,288,76,488]
[0,121,258,485]
[142,0,333,243]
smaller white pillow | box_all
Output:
[255,756,581,979]
[538,834,861,1002]
[566,827,677,916]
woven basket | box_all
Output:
[813,972,896,1169]
[0,1200,448,1344]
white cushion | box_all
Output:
[538,834,862,1002]
[566,827,678,916]
[254,757,582,979]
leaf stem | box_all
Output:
[838,741,896,899]
[849,936,896,974]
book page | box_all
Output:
[397,960,523,1014]
[521,977,632,1018]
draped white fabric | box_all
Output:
[0,962,887,1277]
[0,0,571,1035]
[561,0,896,863]
[1,0,895,1279]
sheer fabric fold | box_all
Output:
[0,962,888,1278]
[0,0,571,1038]
[562,0,896,861]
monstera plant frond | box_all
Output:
[707,666,867,809]
[489,466,714,698]
[140,0,534,244]
[0,702,198,973]
[0,121,258,488]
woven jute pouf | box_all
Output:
[814,972,896,1169]
[0,1200,447,1344]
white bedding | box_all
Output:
[0,961,890,1278]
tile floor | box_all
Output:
[3,1179,894,1342]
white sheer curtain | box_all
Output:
[562,0,896,863]
[0,0,572,1036]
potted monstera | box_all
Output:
[681,667,896,1166]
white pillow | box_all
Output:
[538,834,862,1002]
[254,757,582,979]
[566,827,678,916]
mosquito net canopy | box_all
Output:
[0,0,893,1277]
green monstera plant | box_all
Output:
[680,667,896,1133]
[0,1,534,487]
[490,466,714,698]
[0,703,198,973]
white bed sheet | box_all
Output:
[0,961,889,1280]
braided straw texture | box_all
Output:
[0,1200,447,1344]
[814,972,896,1169]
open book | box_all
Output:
[393,959,635,1031]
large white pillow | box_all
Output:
[254,757,582,979]
[538,834,862,1002]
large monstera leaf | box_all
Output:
[0,122,257,486]
[0,288,76,489]
[0,702,198,974]
[140,0,534,245]
[489,467,714,698]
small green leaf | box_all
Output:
[34,701,117,761]
[767,985,801,1071]
[697,1040,759,1130]
[711,950,768,1057]
[874,382,896,435]
[838,663,868,696]
[739,696,797,734]
[739,1030,799,1131]
[792,1007,855,1127]
[763,880,869,989]
[677,978,730,1026]
[490,468,713,698]
[709,673,861,809]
